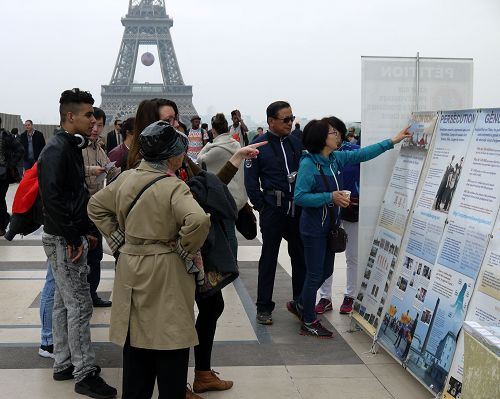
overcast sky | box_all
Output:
[1,0,499,126]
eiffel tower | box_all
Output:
[100,0,197,124]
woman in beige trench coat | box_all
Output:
[88,121,210,399]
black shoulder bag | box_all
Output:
[318,165,348,253]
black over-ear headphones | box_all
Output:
[74,134,90,149]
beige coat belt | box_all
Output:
[120,242,176,256]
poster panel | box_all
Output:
[359,57,473,294]
[406,109,500,395]
[377,110,477,360]
[352,112,437,333]
[442,113,500,399]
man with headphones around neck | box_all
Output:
[37,89,117,398]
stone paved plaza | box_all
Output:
[0,184,433,399]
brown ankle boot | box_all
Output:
[186,384,204,399]
[193,370,233,393]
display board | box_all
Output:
[376,110,477,364]
[352,112,438,334]
[352,108,500,397]
[406,109,500,395]
[442,111,500,399]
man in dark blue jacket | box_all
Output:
[244,101,305,325]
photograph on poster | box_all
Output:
[433,155,464,213]
[445,376,462,399]
[380,308,416,360]
[409,272,416,287]
[416,287,427,302]
[423,265,432,280]
[397,277,408,292]
[421,308,433,324]
[403,256,414,270]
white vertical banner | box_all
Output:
[359,56,473,299]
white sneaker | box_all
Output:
[38,344,55,359]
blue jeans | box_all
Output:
[40,261,55,346]
[298,234,335,323]
[42,233,97,382]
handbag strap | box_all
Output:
[317,164,341,227]
[126,175,169,218]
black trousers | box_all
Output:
[256,205,305,313]
[122,335,189,399]
[86,230,103,300]
[194,290,224,371]
[0,180,10,230]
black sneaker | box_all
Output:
[256,311,273,325]
[54,365,75,381]
[38,344,55,359]
[300,319,334,339]
[54,365,101,381]
[286,300,303,321]
[75,372,117,399]
[92,297,112,308]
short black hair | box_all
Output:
[59,88,95,123]
[324,116,347,142]
[201,123,208,130]
[211,113,229,134]
[231,110,239,117]
[257,127,263,131]
[114,119,122,126]
[156,98,179,118]
[266,101,290,119]
[11,127,18,135]
[25,119,33,125]
[302,119,329,154]
[295,123,300,129]
[93,107,106,125]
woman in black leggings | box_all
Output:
[126,99,264,398]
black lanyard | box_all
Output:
[318,164,341,227]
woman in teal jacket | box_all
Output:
[288,118,410,338]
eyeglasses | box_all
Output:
[274,115,295,124]
[163,116,177,125]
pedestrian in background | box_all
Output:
[19,119,45,172]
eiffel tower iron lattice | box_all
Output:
[100,0,198,124]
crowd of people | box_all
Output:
[0,90,411,398]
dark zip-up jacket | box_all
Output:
[244,131,303,214]
[37,130,91,246]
